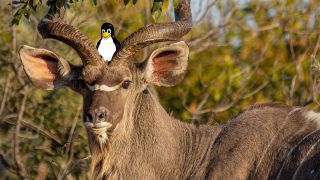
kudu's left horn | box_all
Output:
[112,0,192,64]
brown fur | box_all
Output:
[20,42,320,180]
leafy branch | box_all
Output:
[11,0,181,25]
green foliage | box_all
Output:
[123,0,130,5]
[11,0,98,25]
[12,4,31,25]
[12,0,172,24]
[151,0,169,20]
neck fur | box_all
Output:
[90,91,221,179]
[89,91,174,175]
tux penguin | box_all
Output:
[96,23,120,63]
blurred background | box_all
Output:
[1,0,320,179]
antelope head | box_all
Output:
[19,1,192,153]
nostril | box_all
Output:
[85,113,92,123]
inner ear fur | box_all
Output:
[19,45,74,90]
[144,41,189,87]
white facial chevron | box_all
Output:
[87,83,121,92]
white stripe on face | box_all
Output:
[87,83,121,92]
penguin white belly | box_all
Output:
[98,38,116,62]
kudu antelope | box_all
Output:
[19,0,320,179]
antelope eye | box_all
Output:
[86,80,96,86]
[122,80,131,89]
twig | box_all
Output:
[57,156,90,180]
[192,80,270,115]
[191,93,209,123]
[0,74,12,116]
[48,160,58,179]
[66,104,82,154]
[12,88,28,179]
[1,113,62,146]
[242,81,270,99]
[2,116,63,147]
[257,22,280,32]
[311,34,320,106]
[58,104,82,180]
[0,113,18,122]
[0,154,17,175]
[190,42,229,57]
[312,34,320,58]
[188,7,236,47]
[194,0,216,25]
[195,101,236,115]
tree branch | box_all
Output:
[1,114,63,147]
[0,73,12,116]
[12,89,28,179]
[58,104,82,180]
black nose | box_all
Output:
[85,109,107,123]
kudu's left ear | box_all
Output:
[19,45,76,90]
[144,41,189,87]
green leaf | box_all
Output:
[12,5,28,25]
[173,0,180,8]
[123,0,130,5]
[32,0,42,7]
[30,0,38,11]
[162,0,169,13]
[151,0,163,21]
[92,0,97,5]
[24,6,31,18]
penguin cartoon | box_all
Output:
[96,23,120,63]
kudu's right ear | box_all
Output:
[19,45,77,90]
[144,41,189,87]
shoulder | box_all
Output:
[230,102,296,123]
[246,102,293,112]
[228,102,320,130]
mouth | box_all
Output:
[85,122,112,147]
[84,121,112,129]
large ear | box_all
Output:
[144,41,189,87]
[19,45,76,90]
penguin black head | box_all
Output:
[101,23,115,39]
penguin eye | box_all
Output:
[107,29,111,33]
[102,29,105,33]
